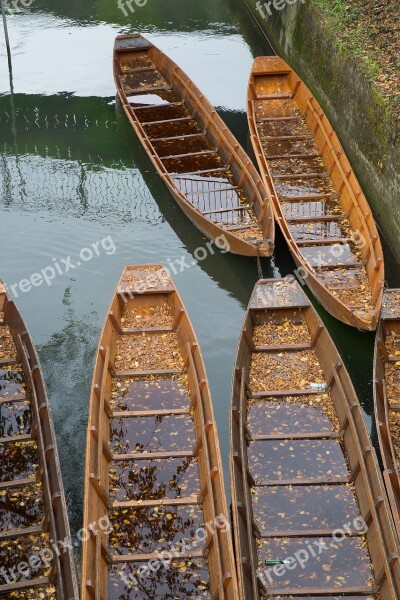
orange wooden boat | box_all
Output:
[247,56,384,330]
[231,278,400,599]
[82,265,238,599]
[0,282,78,599]
[374,288,400,541]
[113,34,274,257]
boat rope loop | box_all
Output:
[256,241,264,280]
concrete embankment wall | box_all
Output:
[245,0,400,260]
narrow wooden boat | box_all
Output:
[374,288,400,541]
[113,34,274,257]
[247,56,384,330]
[231,278,400,599]
[0,282,78,599]
[82,265,238,599]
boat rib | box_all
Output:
[0,282,78,599]
[82,265,238,599]
[114,33,275,257]
[247,56,384,330]
[231,278,400,600]
[374,288,400,541]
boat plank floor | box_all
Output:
[248,400,336,437]
[249,438,349,485]
[253,484,360,536]
[109,456,200,502]
[258,537,374,592]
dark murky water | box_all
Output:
[0,0,399,561]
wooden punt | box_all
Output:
[231,278,400,599]
[247,56,384,330]
[374,288,400,541]
[113,34,275,257]
[82,265,238,599]
[0,282,78,599]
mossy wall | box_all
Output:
[245,0,400,259]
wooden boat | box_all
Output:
[247,56,384,330]
[374,288,400,541]
[0,282,78,599]
[82,265,238,599]
[231,278,400,599]
[113,34,274,257]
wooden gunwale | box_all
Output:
[113,34,275,257]
[230,278,400,600]
[247,57,384,330]
[81,265,238,599]
[0,282,78,599]
[374,288,400,542]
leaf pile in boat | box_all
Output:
[0,325,17,361]
[250,350,324,392]
[388,411,400,465]
[121,304,174,329]
[253,319,311,346]
[115,333,183,372]
[384,362,400,407]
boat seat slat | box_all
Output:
[112,496,199,509]
[254,342,312,352]
[123,66,157,74]
[0,432,32,445]
[266,153,320,160]
[112,450,195,460]
[286,215,345,223]
[255,477,349,486]
[127,85,172,95]
[249,388,327,399]
[252,432,340,441]
[202,205,251,216]
[296,237,353,247]
[142,115,192,126]
[160,149,217,161]
[0,394,28,404]
[274,172,329,180]
[171,167,227,177]
[109,549,204,564]
[150,132,204,143]
[261,527,364,538]
[256,93,293,100]
[0,476,36,491]
[132,101,183,111]
[112,407,189,418]
[120,325,174,334]
[280,192,338,201]
[114,368,181,378]
[0,523,43,541]
[187,185,239,196]
[257,116,302,122]
[0,577,50,594]
[223,223,258,232]
[0,357,18,367]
